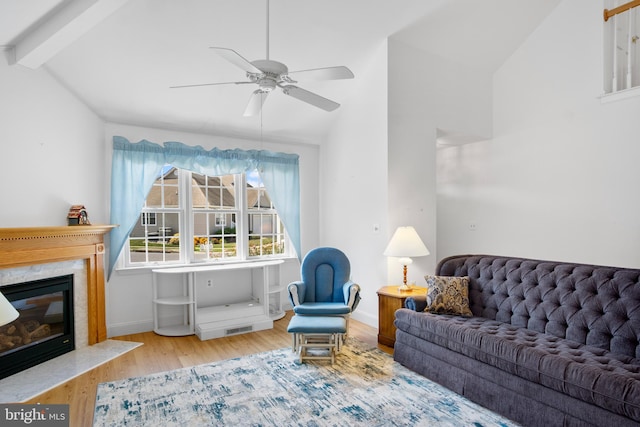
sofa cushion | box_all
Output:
[424,275,472,316]
[394,309,640,421]
[292,302,351,315]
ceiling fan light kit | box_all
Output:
[170,0,354,117]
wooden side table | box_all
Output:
[377,285,427,347]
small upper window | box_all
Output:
[141,213,156,226]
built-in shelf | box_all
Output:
[155,324,194,337]
[269,285,287,293]
[153,296,194,305]
[268,284,287,320]
[197,300,264,324]
[152,259,284,340]
[152,267,195,336]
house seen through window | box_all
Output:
[125,166,288,266]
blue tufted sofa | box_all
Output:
[393,254,640,427]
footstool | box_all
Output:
[287,315,347,365]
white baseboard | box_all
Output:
[351,310,377,328]
[107,319,154,337]
[107,305,378,337]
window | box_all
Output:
[108,137,300,278]
[141,213,156,226]
[191,172,239,261]
[247,170,286,257]
[128,166,181,264]
[124,166,288,267]
[214,214,226,227]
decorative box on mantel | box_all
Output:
[67,205,90,225]
[0,225,116,345]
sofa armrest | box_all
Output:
[405,295,427,312]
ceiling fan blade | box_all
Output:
[287,66,354,81]
[243,90,269,117]
[210,47,262,74]
[170,81,253,89]
[280,85,340,112]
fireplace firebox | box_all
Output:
[0,275,75,380]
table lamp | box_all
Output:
[384,226,430,290]
[0,291,19,327]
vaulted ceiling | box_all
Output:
[1,0,561,145]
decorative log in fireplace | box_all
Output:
[0,225,116,345]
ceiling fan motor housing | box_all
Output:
[251,59,288,91]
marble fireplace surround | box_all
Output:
[0,225,116,346]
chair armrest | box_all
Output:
[405,295,427,312]
[342,281,361,311]
[287,281,306,306]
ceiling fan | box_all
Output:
[170,0,354,117]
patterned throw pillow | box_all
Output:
[424,275,472,316]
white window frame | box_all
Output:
[121,167,289,269]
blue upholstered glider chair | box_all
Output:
[287,247,361,332]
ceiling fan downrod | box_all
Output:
[266,0,270,60]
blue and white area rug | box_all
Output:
[94,338,518,426]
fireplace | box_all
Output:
[0,225,115,346]
[0,275,75,380]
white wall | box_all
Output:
[387,38,437,285]
[388,37,493,281]
[320,42,390,327]
[104,123,318,336]
[319,34,494,329]
[437,0,640,268]
[0,59,105,226]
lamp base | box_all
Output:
[398,283,413,291]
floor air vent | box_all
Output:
[226,326,253,336]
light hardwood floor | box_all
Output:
[24,311,391,426]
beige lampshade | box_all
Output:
[383,226,430,259]
[0,291,19,327]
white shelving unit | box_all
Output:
[152,270,195,336]
[152,259,284,340]
[268,283,287,320]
